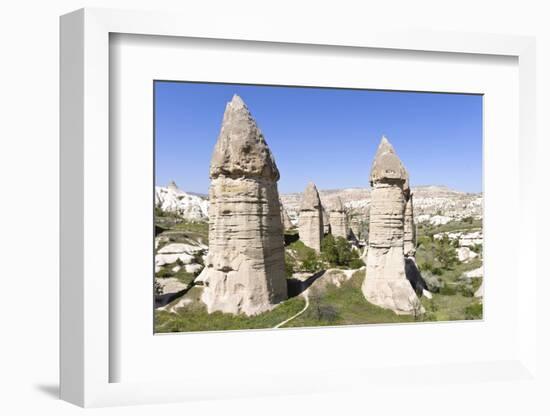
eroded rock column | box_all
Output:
[362,137,422,314]
[403,193,416,257]
[280,199,294,230]
[298,182,324,252]
[328,197,349,239]
[200,95,287,316]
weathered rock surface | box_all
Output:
[459,231,483,247]
[465,266,483,278]
[280,199,294,230]
[156,277,187,296]
[199,95,287,316]
[155,252,194,267]
[456,246,478,262]
[328,197,349,239]
[427,215,452,226]
[362,137,422,314]
[155,182,209,221]
[321,204,331,234]
[298,182,324,252]
[474,284,483,298]
[404,193,416,256]
[158,242,206,255]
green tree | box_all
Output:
[321,235,364,268]
[434,235,458,269]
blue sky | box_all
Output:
[155,82,482,194]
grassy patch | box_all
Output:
[155,290,306,333]
[155,218,209,247]
[287,240,323,272]
[421,293,482,321]
[286,271,415,328]
[417,218,482,236]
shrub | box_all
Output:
[302,250,323,272]
[154,280,163,296]
[432,267,443,276]
[309,290,340,323]
[418,260,433,273]
[439,283,457,296]
[349,258,365,269]
[423,272,443,293]
[173,269,196,285]
[464,302,483,320]
[193,251,205,266]
[434,235,459,269]
[471,243,483,254]
[288,240,323,272]
[321,235,362,268]
[285,253,296,277]
[417,235,433,248]
[156,267,173,278]
[457,281,475,297]
[318,305,339,322]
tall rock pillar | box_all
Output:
[403,192,416,257]
[298,182,324,252]
[362,137,421,314]
[200,95,287,316]
[328,197,349,239]
[280,199,294,230]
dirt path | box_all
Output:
[274,292,310,329]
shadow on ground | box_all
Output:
[35,384,59,399]
[287,270,326,298]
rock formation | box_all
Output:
[167,180,179,192]
[321,204,331,234]
[199,94,287,316]
[280,199,294,230]
[404,193,416,256]
[298,182,324,252]
[362,136,422,314]
[328,197,349,239]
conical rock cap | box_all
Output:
[210,95,279,180]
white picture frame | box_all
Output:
[60,7,538,408]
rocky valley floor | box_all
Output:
[154,215,483,333]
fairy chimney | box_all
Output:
[328,197,349,239]
[280,199,294,230]
[362,136,422,314]
[199,95,287,316]
[298,182,324,252]
[403,193,416,256]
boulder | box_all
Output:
[155,277,187,296]
[185,263,203,274]
[456,246,478,262]
[465,266,483,278]
[429,215,453,226]
[155,253,194,267]
[474,284,484,298]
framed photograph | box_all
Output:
[152,81,484,332]
[60,8,538,408]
